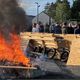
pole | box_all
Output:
[35,2,40,23]
[37,4,38,23]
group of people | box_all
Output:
[32,22,80,34]
[50,22,80,34]
[32,22,44,33]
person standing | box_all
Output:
[32,23,39,32]
[62,22,68,34]
[49,23,55,33]
[38,22,44,33]
[54,23,62,34]
[36,23,40,32]
[74,24,80,34]
[67,23,74,34]
[44,23,50,33]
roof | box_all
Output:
[37,11,50,17]
[32,11,52,20]
[27,15,35,18]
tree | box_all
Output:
[71,0,80,21]
[56,0,61,3]
[55,0,71,22]
[44,3,50,13]
[44,2,56,19]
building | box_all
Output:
[27,15,35,31]
[32,12,54,25]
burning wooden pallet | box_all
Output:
[0,60,44,79]
[0,66,37,69]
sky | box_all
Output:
[19,0,73,16]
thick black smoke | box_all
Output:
[0,0,27,35]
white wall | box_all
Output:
[32,12,54,25]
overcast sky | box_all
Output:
[19,0,73,16]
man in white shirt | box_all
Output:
[32,23,39,32]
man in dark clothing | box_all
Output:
[39,24,44,33]
[45,24,49,33]
[67,23,74,34]
[62,22,68,34]
[75,24,80,34]
[50,24,55,33]
[38,21,44,33]
[54,23,62,34]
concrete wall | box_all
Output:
[27,15,35,31]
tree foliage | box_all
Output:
[71,0,80,20]
[44,0,71,22]
[55,0,71,22]
[44,2,56,19]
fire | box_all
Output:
[0,32,30,66]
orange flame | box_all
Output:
[0,32,30,66]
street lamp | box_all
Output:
[35,2,40,23]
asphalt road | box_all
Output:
[33,72,75,79]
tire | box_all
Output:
[61,51,69,62]
[47,48,56,59]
